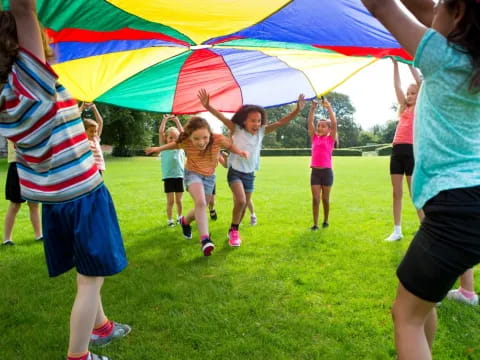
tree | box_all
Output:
[372,119,398,144]
[358,130,380,145]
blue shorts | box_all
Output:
[42,185,128,277]
[227,167,255,193]
[184,170,216,195]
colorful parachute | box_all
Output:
[3,0,411,113]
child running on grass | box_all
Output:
[158,114,185,227]
[2,140,43,245]
[198,89,305,246]
[81,102,106,175]
[361,0,480,359]
[385,59,424,242]
[146,116,248,256]
[307,97,337,231]
[0,2,129,359]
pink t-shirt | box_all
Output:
[393,109,414,144]
[310,135,335,168]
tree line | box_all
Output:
[84,92,398,156]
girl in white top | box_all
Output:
[198,89,305,247]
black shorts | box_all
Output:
[310,168,334,186]
[397,186,480,302]
[390,144,414,176]
[163,178,184,193]
[5,162,25,204]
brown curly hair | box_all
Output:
[177,116,214,153]
[0,11,19,85]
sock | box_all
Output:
[168,219,174,223]
[67,351,89,360]
[92,319,114,337]
[35,235,43,240]
[230,224,239,231]
[200,234,210,242]
[394,225,402,234]
[459,287,476,299]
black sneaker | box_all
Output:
[180,217,192,239]
[310,225,319,231]
[2,240,15,246]
[201,238,215,256]
[322,222,329,228]
[209,209,218,221]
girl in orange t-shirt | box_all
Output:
[146,116,247,256]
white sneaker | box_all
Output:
[385,232,403,241]
[446,289,479,306]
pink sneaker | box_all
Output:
[228,229,241,247]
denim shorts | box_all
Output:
[184,170,216,195]
[227,167,255,193]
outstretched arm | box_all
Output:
[90,103,103,136]
[145,142,177,156]
[392,59,406,105]
[265,94,306,134]
[198,89,235,133]
[10,0,45,62]
[220,137,248,159]
[322,98,337,141]
[307,99,318,138]
[360,0,428,57]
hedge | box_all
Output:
[376,145,393,156]
[260,148,362,157]
[348,143,390,152]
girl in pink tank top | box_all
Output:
[385,59,424,242]
[307,97,337,231]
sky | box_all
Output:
[335,59,416,130]
[202,59,416,133]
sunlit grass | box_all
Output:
[1,156,479,359]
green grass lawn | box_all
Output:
[1,156,480,359]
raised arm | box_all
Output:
[307,99,319,137]
[360,0,428,57]
[158,114,169,144]
[220,136,248,159]
[400,0,434,27]
[90,103,103,136]
[265,94,306,134]
[172,115,184,133]
[145,142,177,156]
[322,98,337,141]
[392,59,406,105]
[10,0,45,62]
[198,89,235,133]
[409,65,422,87]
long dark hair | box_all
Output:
[445,0,480,92]
[0,11,18,84]
[177,116,214,153]
[231,105,267,129]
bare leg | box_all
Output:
[321,185,332,224]
[175,192,183,218]
[68,274,104,354]
[166,192,174,220]
[392,283,436,360]
[3,201,21,242]
[460,268,475,292]
[230,181,247,225]
[27,202,42,238]
[208,193,215,211]
[247,197,255,215]
[185,183,209,236]
[311,185,321,227]
[391,174,404,227]
[406,176,425,222]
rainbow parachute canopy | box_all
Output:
[2,0,411,113]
